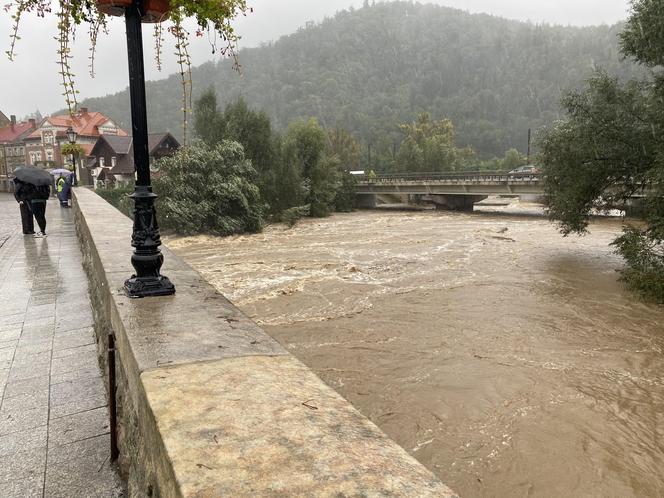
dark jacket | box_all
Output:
[32,185,51,202]
[13,180,36,203]
[13,180,49,203]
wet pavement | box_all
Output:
[0,194,124,497]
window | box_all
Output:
[36,152,42,161]
[43,132,53,145]
[46,149,53,161]
[29,152,36,165]
[100,156,105,168]
[111,156,117,167]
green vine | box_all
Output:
[56,0,78,112]
[153,21,164,71]
[172,20,192,148]
[5,0,249,143]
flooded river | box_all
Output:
[166,205,664,497]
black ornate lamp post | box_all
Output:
[123,0,175,298]
[66,126,77,145]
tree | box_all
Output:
[265,134,305,216]
[285,118,326,178]
[620,0,664,68]
[501,148,527,170]
[326,128,360,212]
[284,119,339,218]
[193,91,294,216]
[153,141,263,236]
[334,171,357,213]
[327,128,361,171]
[223,98,275,177]
[539,0,664,302]
[309,155,340,217]
[193,88,226,145]
[396,113,475,172]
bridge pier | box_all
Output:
[423,194,488,211]
[624,198,647,217]
[519,194,546,204]
[356,193,377,209]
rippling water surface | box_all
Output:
[166,205,664,497]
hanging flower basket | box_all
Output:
[97,0,170,23]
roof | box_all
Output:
[90,132,179,158]
[148,133,179,151]
[79,144,95,156]
[96,168,113,181]
[0,121,37,143]
[27,110,128,139]
[109,133,180,175]
[100,135,132,155]
[110,156,135,175]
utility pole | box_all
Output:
[527,128,532,165]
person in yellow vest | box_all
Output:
[56,176,68,207]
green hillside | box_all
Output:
[79,1,639,159]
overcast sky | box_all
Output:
[0,0,631,118]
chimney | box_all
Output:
[10,115,16,127]
[80,107,88,115]
[28,119,36,128]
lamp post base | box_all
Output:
[124,275,175,298]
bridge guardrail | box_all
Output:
[357,170,542,184]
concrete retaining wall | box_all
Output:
[73,188,457,498]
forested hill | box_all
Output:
[79,1,639,158]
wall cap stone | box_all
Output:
[73,187,458,497]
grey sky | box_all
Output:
[1,0,631,118]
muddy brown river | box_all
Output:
[166,205,664,497]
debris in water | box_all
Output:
[302,399,319,410]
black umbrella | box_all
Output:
[13,166,53,186]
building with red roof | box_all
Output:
[23,107,128,184]
[0,114,38,190]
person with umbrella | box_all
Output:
[13,167,52,238]
[53,169,74,207]
[56,176,67,207]
[13,178,35,235]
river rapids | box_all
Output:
[166,204,664,498]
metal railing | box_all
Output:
[357,170,542,184]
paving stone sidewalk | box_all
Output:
[0,194,124,497]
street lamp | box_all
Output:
[66,126,78,177]
[122,0,175,298]
[66,126,77,145]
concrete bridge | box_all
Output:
[355,170,543,210]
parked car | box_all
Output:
[508,165,540,174]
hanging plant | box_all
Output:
[60,142,84,156]
[4,0,250,145]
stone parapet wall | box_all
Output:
[73,187,458,498]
